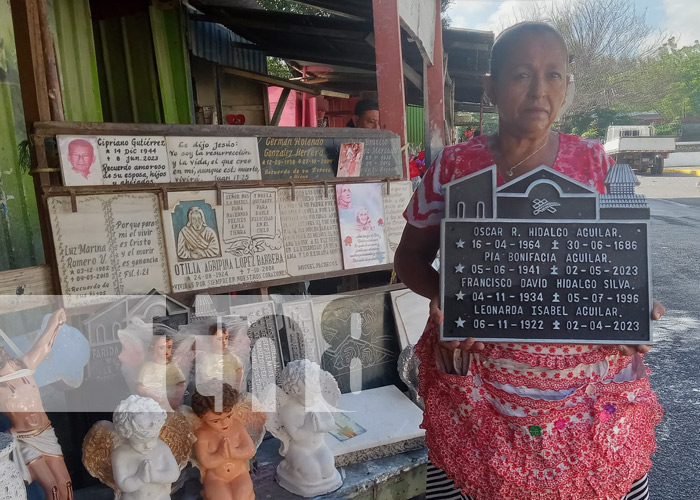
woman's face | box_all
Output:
[358,210,370,224]
[485,32,569,135]
[339,186,352,205]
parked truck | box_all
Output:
[603,126,676,175]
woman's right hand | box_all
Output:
[430,296,485,374]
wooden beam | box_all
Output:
[372,0,408,178]
[365,33,422,91]
[221,67,322,95]
[0,265,54,297]
[36,0,65,120]
[270,87,291,126]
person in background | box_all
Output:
[346,99,380,129]
[394,22,665,500]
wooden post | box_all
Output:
[372,0,408,178]
[36,0,65,121]
[10,0,61,293]
[423,0,445,168]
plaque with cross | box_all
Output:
[440,164,653,343]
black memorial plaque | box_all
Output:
[440,164,653,344]
[258,135,402,180]
[259,137,337,180]
[441,221,651,343]
[333,136,402,178]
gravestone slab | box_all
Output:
[278,186,343,276]
[313,291,402,394]
[48,193,170,298]
[166,136,261,182]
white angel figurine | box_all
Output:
[111,396,180,500]
[264,360,343,497]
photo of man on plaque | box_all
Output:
[57,136,103,186]
[173,203,221,261]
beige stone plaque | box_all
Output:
[164,189,289,292]
[166,136,261,182]
[382,181,413,263]
[278,186,343,276]
[96,136,170,184]
[48,193,170,297]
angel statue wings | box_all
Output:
[263,359,343,497]
[116,319,195,412]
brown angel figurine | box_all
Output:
[0,308,72,500]
[192,382,256,500]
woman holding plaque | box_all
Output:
[395,22,666,500]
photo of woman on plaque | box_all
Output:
[394,22,667,500]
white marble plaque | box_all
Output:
[166,136,261,182]
[382,181,413,263]
[48,193,170,297]
[278,186,343,276]
[57,135,104,186]
[281,300,321,363]
[336,183,389,269]
[96,136,170,184]
[221,188,288,284]
[390,289,430,349]
[164,189,289,292]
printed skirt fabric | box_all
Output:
[415,324,663,500]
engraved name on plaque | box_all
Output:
[441,164,652,343]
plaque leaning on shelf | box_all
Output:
[441,163,652,344]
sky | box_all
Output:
[447,0,700,48]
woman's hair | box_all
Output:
[192,382,239,417]
[113,395,166,440]
[490,22,568,79]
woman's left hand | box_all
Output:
[616,298,666,355]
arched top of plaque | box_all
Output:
[445,164,648,221]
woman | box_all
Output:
[395,22,665,500]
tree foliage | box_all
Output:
[648,39,700,118]
[518,0,665,117]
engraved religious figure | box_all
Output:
[176,205,221,261]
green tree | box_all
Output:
[650,40,700,118]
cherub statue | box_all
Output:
[111,396,180,500]
[0,308,74,500]
[195,323,246,393]
[192,382,261,500]
[264,359,343,497]
[82,401,195,498]
[117,320,194,411]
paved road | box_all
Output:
[639,172,700,498]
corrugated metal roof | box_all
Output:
[188,16,267,74]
